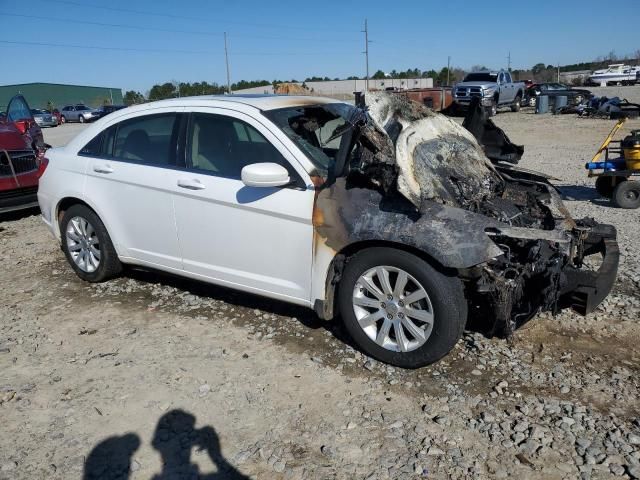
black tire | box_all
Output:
[510,95,522,112]
[487,99,498,117]
[595,176,625,198]
[613,180,640,209]
[60,204,122,282]
[61,115,66,124]
[338,248,467,368]
[79,115,85,123]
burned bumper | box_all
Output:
[559,223,619,315]
[474,221,619,336]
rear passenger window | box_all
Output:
[187,113,288,179]
[113,114,177,165]
[79,133,103,156]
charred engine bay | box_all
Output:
[314,92,614,334]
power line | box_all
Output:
[0,39,356,57]
[0,39,210,54]
[34,0,358,34]
[1,12,360,43]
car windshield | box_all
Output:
[31,109,47,114]
[464,73,498,82]
[263,103,362,174]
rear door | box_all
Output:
[170,108,315,302]
[6,95,43,148]
[82,108,184,269]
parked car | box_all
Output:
[60,104,100,123]
[51,109,62,125]
[30,108,58,128]
[452,70,526,116]
[37,95,618,368]
[93,104,127,120]
[1,95,47,214]
[525,83,592,107]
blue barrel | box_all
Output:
[555,95,568,111]
[536,95,549,114]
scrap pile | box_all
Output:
[557,96,640,119]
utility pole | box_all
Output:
[447,56,451,86]
[507,51,511,71]
[557,62,560,82]
[224,32,231,95]
[362,19,370,91]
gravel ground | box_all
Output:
[1,108,639,480]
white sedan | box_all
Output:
[37,94,617,368]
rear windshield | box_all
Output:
[463,73,498,82]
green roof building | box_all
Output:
[0,82,123,111]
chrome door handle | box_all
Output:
[93,165,114,174]
[177,179,206,190]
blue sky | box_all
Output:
[1,0,638,93]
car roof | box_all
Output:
[137,94,343,112]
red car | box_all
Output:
[0,95,48,214]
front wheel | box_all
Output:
[511,95,522,112]
[79,115,85,123]
[61,115,66,124]
[487,99,497,117]
[338,248,467,368]
[60,204,122,282]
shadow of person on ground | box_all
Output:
[83,409,250,480]
[83,433,140,480]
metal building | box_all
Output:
[0,82,123,111]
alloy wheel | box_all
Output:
[352,266,434,353]
[66,216,101,273]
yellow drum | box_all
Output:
[623,130,640,169]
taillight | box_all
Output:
[37,156,49,178]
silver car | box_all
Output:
[60,104,99,123]
[30,109,58,128]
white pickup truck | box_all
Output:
[452,70,525,116]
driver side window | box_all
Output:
[186,113,290,180]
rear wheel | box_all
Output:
[613,180,640,209]
[60,204,122,282]
[338,248,467,368]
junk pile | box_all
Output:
[557,96,640,119]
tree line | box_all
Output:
[122,52,640,105]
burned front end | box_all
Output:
[355,93,619,336]
[469,179,619,336]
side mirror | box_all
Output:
[241,162,290,188]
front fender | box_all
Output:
[313,178,502,270]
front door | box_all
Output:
[171,109,314,303]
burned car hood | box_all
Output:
[350,92,563,232]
